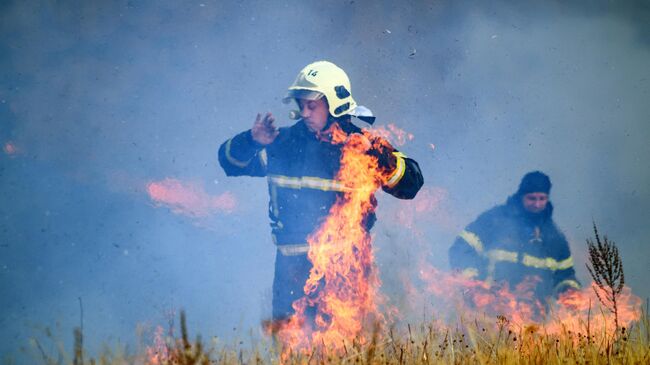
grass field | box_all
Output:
[19,302,649,365]
[17,225,649,364]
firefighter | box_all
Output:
[449,171,580,308]
[218,61,423,322]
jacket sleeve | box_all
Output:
[382,152,424,199]
[218,130,268,177]
[449,226,488,280]
[368,137,423,199]
[552,232,581,296]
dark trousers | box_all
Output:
[271,250,318,321]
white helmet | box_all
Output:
[283,61,357,118]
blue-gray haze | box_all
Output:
[1,0,649,362]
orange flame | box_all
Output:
[419,265,544,323]
[548,283,642,337]
[273,127,395,354]
[146,178,236,217]
[418,262,642,340]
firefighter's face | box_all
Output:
[522,192,549,214]
[298,97,329,132]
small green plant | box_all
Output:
[586,222,625,332]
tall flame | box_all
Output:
[274,127,395,354]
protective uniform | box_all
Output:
[449,172,580,307]
[218,61,423,320]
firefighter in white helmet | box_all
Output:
[218,60,423,325]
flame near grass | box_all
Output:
[273,128,396,355]
[33,305,649,365]
[417,263,642,342]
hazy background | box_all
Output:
[1,0,649,362]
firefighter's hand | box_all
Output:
[251,112,279,145]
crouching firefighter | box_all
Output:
[218,61,423,326]
[449,171,581,316]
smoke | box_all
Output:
[1,0,649,362]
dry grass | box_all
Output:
[18,306,650,365]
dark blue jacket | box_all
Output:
[449,195,581,303]
[218,118,423,248]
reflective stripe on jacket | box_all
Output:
[218,119,424,248]
[449,195,580,301]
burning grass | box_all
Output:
[22,304,650,365]
[18,129,648,364]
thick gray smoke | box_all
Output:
[1,0,649,362]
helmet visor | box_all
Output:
[282,89,324,104]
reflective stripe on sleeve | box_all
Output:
[385,152,406,188]
[225,138,253,168]
[459,230,484,253]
